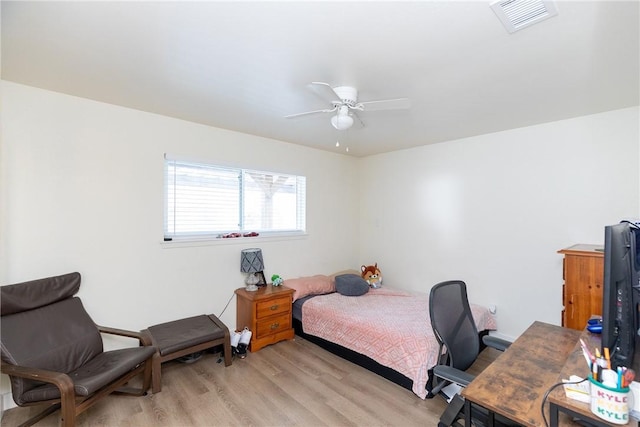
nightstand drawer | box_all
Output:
[256,313,291,338]
[256,296,290,319]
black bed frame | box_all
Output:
[293,318,489,398]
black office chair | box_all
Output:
[429,280,512,427]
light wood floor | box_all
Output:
[1,336,501,427]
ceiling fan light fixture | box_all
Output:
[331,114,353,130]
[331,107,354,130]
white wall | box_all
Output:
[0,81,359,334]
[0,82,361,404]
[358,107,640,340]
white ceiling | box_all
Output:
[2,1,639,157]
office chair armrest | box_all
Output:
[433,365,475,387]
[483,335,511,352]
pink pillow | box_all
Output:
[283,275,335,301]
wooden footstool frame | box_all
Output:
[143,314,232,393]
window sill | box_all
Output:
[160,232,308,249]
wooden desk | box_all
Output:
[461,321,581,426]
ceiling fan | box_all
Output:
[285,82,411,130]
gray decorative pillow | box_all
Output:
[335,274,369,296]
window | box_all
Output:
[164,158,306,240]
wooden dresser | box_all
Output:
[558,244,604,330]
[235,284,295,352]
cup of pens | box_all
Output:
[589,374,631,424]
[580,340,634,424]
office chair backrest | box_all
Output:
[429,280,480,372]
[1,272,103,405]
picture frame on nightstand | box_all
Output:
[256,271,266,286]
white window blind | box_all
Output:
[164,158,306,239]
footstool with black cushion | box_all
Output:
[143,314,232,393]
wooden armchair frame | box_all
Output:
[1,326,153,427]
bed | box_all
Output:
[286,273,496,399]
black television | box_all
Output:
[601,221,640,370]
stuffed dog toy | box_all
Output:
[361,263,383,288]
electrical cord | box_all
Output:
[540,377,588,427]
[218,291,235,318]
[214,291,237,363]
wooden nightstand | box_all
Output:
[235,284,295,352]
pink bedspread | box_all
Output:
[301,287,496,399]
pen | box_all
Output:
[617,367,622,388]
[598,365,603,382]
[579,339,594,366]
[604,347,611,369]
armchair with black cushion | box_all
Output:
[1,272,156,427]
[429,280,513,427]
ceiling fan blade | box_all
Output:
[284,106,337,119]
[309,82,343,104]
[359,98,411,111]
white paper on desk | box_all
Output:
[630,381,640,413]
[562,375,590,403]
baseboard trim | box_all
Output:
[2,391,16,414]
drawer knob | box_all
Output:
[270,323,280,330]
[270,304,279,311]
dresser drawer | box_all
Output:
[256,313,291,338]
[256,296,291,319]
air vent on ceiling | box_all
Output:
[490,0,558,33]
